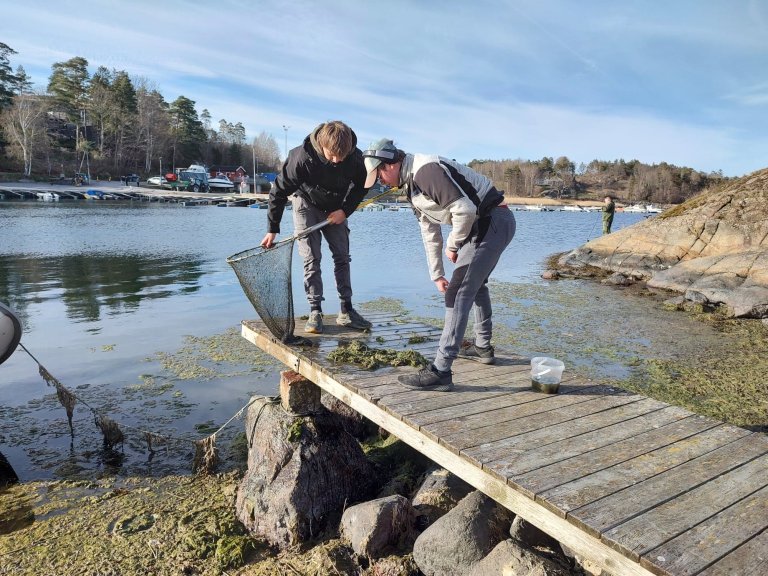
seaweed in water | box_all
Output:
[95,414,124,450]
[193,436,219,475]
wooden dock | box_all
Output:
[241,312,768,576]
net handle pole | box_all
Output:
[268,188,400,248]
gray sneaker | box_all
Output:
[336,308,372,330]
[458,343,495,364]
[397,365,453,391]
[305,310,323,334]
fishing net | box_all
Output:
[228,239,298,343]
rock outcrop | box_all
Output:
[235,387,375,548]
[561,168,768,317]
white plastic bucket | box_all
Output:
[530,357,565,393]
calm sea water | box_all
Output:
[0,200,646,480]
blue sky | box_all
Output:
[4,0,768,176]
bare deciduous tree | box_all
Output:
[0,92,49,176]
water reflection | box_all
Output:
[0,254,205,323]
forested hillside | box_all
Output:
[469,157,732,205]
[0,44,281,180]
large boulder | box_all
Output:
[467,539,572,576]
[412,490,514,576]
[340,494,415,558]
[560,168,768,318]
[411,467,474,527]
[235,397,375,549]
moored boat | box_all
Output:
[208,173,235,190]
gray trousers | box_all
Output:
[433,206,516,373]
[292,195,352,310]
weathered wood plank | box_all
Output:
[405,384,609,430]
[570,433,768,538]
[640,483,768,576]
[601,453,768,564]
[697,527,768,576]
[539,425,751,518]
[429,378,641,438]
[513,415,719,500]
[467,399,675,471]
[442,392,646,452]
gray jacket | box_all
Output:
[400,153,504,280]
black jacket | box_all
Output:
[267,125,368,233]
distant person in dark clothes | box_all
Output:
[363,139,516,392]
[602,195,615,234]
[260,121,372,334]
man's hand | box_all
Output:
[260,232,277,248]
[434,277,450,293]
[445,247,458,263]
[327,209,347,225]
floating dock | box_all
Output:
[241,312,768,576]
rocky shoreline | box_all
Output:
[559,168,768,320]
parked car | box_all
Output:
[122,174,140,185]
[147,176,167,186]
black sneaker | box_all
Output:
[397,365,453,391]
[458,343,495,365]
[336,308,372,330]
[305,310,323,334]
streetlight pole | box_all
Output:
[252,144,257,194]
[282,125,289,160]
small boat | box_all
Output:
[560,205,584,212]
[645,204,664,214]
[622,204,647,213]
[208,173,235,190]
[0,301,22,366]
[37,192,60,201]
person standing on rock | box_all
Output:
[602,195,615,234]
[363,139,516,391]
[260,121,372,334]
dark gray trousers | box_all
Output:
[433,206,516,373]
[292,195,352,310]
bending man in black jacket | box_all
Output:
[260,121,372,334]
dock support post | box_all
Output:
[279,370,322,415]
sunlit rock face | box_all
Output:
[561,168,768,318]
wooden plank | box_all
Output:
[468,399,675,472]
[697,528,768,576]
[640,483,768,576]
[601,454,768,564]
[406,384,609,429]
[442,392,646,452]
[429,378,641,442]
[383,364,535,413]
[513,415,719,500]
[540,425,751,518]
[571,433,768,537]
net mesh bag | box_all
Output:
[227,241,297,343]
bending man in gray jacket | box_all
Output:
[363,139,516,391]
